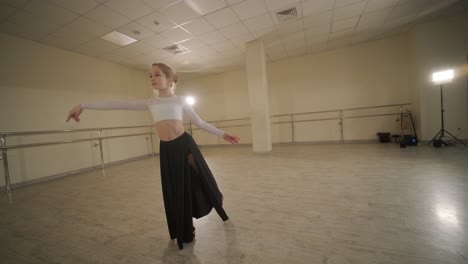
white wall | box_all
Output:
[408,11,468,140]
[0,33,156,187]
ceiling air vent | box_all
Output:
[274,6,300,24]
[163,44,191,55]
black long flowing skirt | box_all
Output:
[159,132,229,249]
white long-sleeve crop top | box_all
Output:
[81,96,224,137]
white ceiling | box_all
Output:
[0,0,461,75]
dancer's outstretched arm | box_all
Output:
[66,100,148,123]
[183,103,240,144]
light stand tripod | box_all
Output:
[428,84,467,147]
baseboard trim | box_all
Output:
[1,153,158,191]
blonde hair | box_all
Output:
[152,63,179,85]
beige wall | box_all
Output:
[178,34,412,144]
[0,33,155,186]
[179,11,468,145]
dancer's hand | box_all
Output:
[223,132,240,144]
[66,104,83,123]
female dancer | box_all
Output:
[66,63,239,249]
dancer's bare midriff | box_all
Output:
[155,120,186,141]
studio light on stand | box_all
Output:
[185,96,196,135]
[428,69,467,147]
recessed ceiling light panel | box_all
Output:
[100,31,138,46]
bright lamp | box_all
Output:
[432,69,454,84]
[185,96,195,106]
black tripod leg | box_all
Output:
[428,130,442,145]
[443,130,467,147]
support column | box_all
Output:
[246,40,272,153]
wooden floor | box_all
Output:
[1,143,467,264]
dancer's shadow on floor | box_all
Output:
[161,239,201,264]
[223,220,247,263]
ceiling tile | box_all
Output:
[185,0,228,15]
[307,36,328,46]
[243,13,275,33]
[389,0,428,19]
[366,0,399,12]
[118,22,156,40]
[328,28,354,40]
[160,27,193,42]
[335,0,365,8]
[301,0,334,17]
[384,14,417,29]
[141,34,174,48]
[199,30,227,44]
[219,22,249,39]
[194,46,219,56]
[159,1,201,25]
[48,0,100,15]
[226,0,243,5]
[331,16,359,32]
[276,20,303,37]
[142,0,179,10]
[307,41,327,54]
[24,1,78,26]
[67,17,112,37]
[109,43,147,58]
[84,5,131,29]
[302,10,332,29]
[282,31,305,45]
[265,0,300,12]
[231,0,268,20]
[333,1,367,20]
[327,36,353,49]
[264,38,282,48]
[358,8,392,27]
[177,38,208,50]
[127,52,156,65]
[180,18,214,36]
[210,40,237,52]
[137,11,178,33]
[252,27,279,41]
[354,24,380,34]
[304,24,330,39]
[306,33,328,44]
[81,37,122,52]
[286,46,307,57]
[204,7,240,29]
[105,0,153,20]
[230,34,256,47]
[122,40,155,54]
[146,48,174,60]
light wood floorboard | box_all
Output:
[1,143,467,264]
